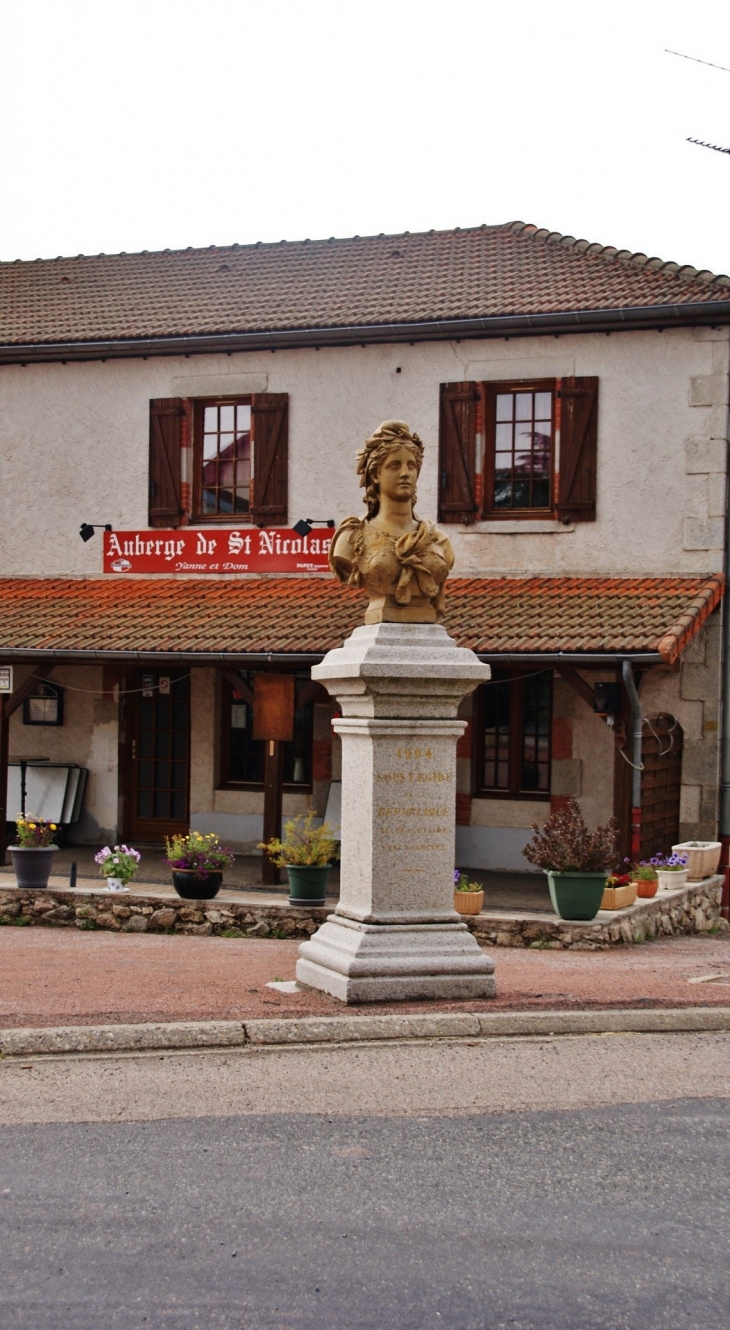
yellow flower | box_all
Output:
[50,824,56,830]
[29,823,36,829]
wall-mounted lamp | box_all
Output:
[292,518,336,538]
[79,523,112,542]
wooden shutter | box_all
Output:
[149,398,183,528]
[251,393,289,527]
[640,714,683,859]
[557,377,598,522]
[438,382,479,524]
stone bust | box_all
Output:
[329,420,455,624]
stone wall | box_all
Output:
[471,878,725,950]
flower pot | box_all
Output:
[286,864,330,907]
[104,877,130,892]
[171,869,223,900]
[454,889,484,915]
[546,870,607,921]
[601,882,638,910]
[9,845,58,889]
[657,868,689,892]
[634,877,659,898]
[672,842,721,881]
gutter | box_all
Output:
[2,302,730,366]
[0,648,665,668]
[477,652,664,667]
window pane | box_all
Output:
[219,432,234,454]
[495,422,512,451]
[234,490,250,512]
[521,672,552,792]
[237,404,251,430]
[534,391,552,419]
[220,404,235,431]
[481,674,511,790]
[203,406,218,432]
[203,434,218,460]
[496,394,513,422]
[515,393,533,421]
[532,478,550,507]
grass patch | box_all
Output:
[0,914,31,926]
[76,919,96,930]
[220,927,247,939]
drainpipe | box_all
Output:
[720,424,730,919]
[622,660,643,861]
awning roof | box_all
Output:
[0,575,723,666]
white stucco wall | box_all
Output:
[0,326,727,579]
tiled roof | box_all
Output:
[0,575,722,664]
[1,222,729,349]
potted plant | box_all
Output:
[630,861,659,899]
[601,872,638,911]
[260,810,339,907]
[523,799,618,921]
[94,844,141,892]
[453,871,485,915]
[9,815,59,889]
[651,852,689,892]
[671,840,722,881]
[165,831,235,900]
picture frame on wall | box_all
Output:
[23,682,64,727]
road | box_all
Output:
[1,1033,729,1328]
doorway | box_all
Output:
[125,670,190,843]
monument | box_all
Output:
[296,421,496,1003]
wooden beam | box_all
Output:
[4,662,56,719]
[221,668,255,706]
[555,666,595,712]
[261,739,283,886]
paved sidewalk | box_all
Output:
[1,928,729,1028]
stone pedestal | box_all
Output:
[296,623,496,1003]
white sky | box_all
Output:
[2,0,730,275]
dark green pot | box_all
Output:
[286,864,330,907]
[546,870,606,921]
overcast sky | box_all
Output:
[2,0,730,274]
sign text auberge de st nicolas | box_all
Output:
[103,528,332,575]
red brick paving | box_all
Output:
[0,929,729,1029]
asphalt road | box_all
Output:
[2,1037,729,1329]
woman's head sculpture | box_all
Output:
[329,419,455,625]
[356,420,424,519]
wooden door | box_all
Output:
[126,670,190,843]
[640,714,683,859]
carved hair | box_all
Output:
[356,420,424,518]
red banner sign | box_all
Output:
[103,528,333,575]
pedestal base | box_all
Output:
[296,912,496,1004]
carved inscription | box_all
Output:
[375,745,453,858]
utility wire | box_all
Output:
[687,137,730,155]
[666,49,730,75]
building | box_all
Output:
[0,222,728,888]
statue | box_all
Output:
[329,420,455,624]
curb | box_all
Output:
[1,1007,730,1057]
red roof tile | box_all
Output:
[2,223,729,349]
[0,575,722,664]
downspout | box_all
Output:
[720,403,730,919]
[622,660,643,861]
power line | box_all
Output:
[666,48,730,75]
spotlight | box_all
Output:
[79,523,112,542]
[293,518,335,538]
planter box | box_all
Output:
[454,890,484,916]
[672,842,721,881]
[601,882,638,911]
[657,868,689,892]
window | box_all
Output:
[194,399,252,518]
[474,670,552,797]
[220,674,313,788]
[438,377,598,524]
[485,381,554,513]
[23,682,64,726]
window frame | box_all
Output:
[482,378,557,520]
[472,670,553,800]
[191,395,253,524]
[218,675,314,792]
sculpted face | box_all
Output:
[375,445,419,505]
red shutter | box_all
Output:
[149,398,183,528]
[557,377,598,522]
[251,393,289,527]
[438,382,479,524]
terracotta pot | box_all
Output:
[454,889,484,915]
[601,882,638,911]
[634,877,658,898]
